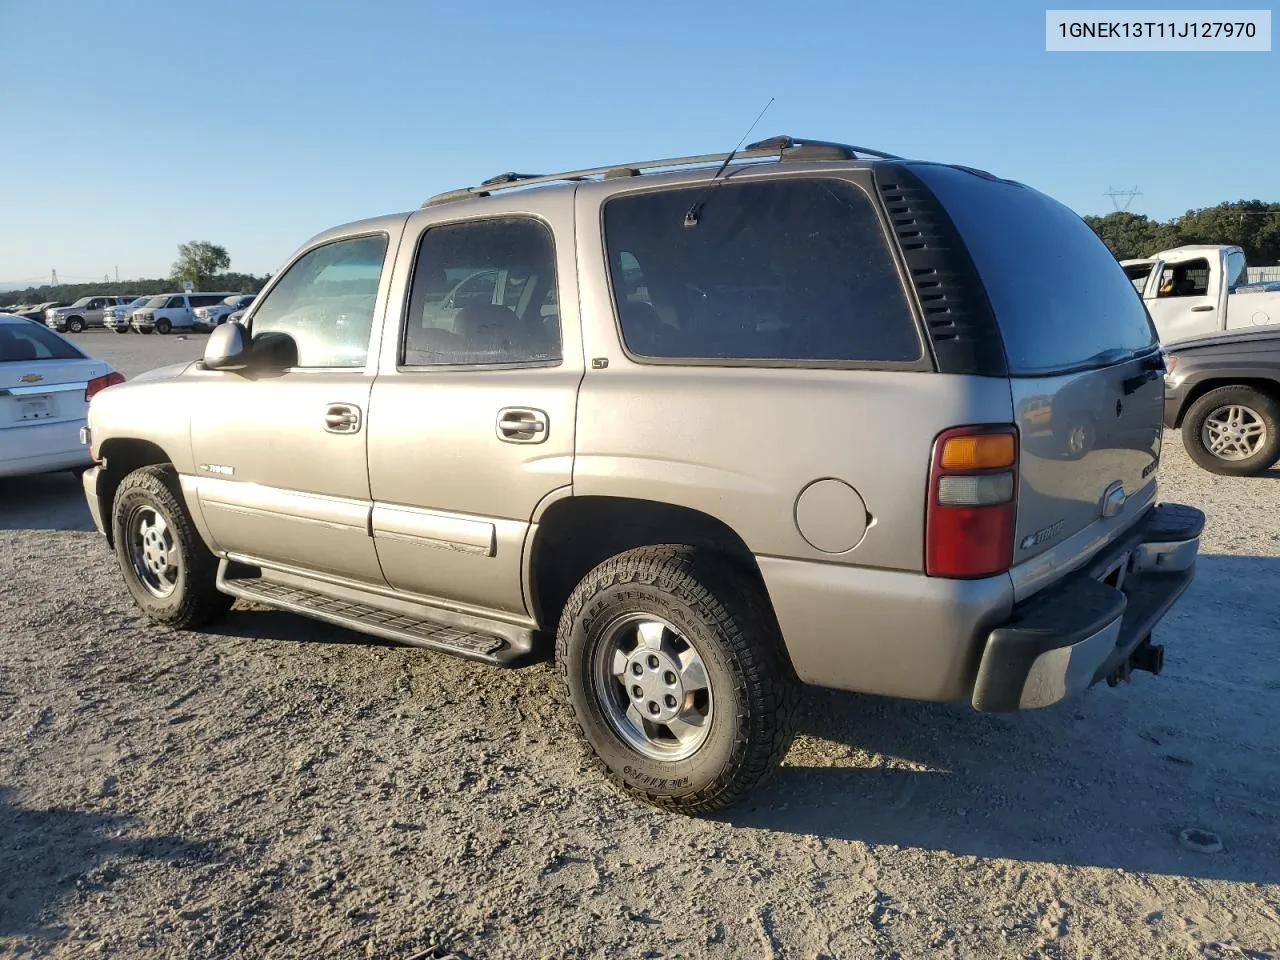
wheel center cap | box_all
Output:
[623,650,684,723]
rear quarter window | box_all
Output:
[602,177,922,365]
[915,164,1157,375]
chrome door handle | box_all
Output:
[324,403,362,434]
[496,407,549,443]
[1190,305,1214,312]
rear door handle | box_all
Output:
[324,403,362,434]
[496,407,548,443]
[1190,305,1215,312]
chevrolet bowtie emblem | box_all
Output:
[19,374,43,383]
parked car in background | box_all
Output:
[104,297,152,333]
[130,292,239,334]
[1121,244,1280,342]
[0,312,124,477]
[46,296,134,333]
[17,301,66,322]
[193,294,255,331]
[81,136,1203,812]
[1163,327,1280,476]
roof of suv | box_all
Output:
[420,135,903,209]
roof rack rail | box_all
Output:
[422,135,902,207]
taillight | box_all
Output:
[926,425,1018,579]
[85,371,125,402]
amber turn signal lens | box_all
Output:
[939,433,1016,470]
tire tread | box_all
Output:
[112,465,232,628]
[556,545,800,814]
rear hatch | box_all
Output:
[0,324,107,430]
[913,165,1164,591]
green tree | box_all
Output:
[1080,212,1182,260]
[171,241,232,290]
[1084,202,1280,265]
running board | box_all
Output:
[216,561,533,666]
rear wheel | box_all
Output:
[156,318,172,334]
[111,465,232,627]
[557,545,799,814]
[1181,385,1280,476]
[66,317,85,333]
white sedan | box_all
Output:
[0,313,124,478]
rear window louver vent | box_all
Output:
[876,166,1008,377]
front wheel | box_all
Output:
[1181,385,1280,477]
[557,545,799,814]
[110,465,233,627]
[156,318,172,334]
[66,317,85,333]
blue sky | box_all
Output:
[0,0,1275,285]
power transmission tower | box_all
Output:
[115,265,119,283]
[51,269,58,285]
[1104,185,1143,212]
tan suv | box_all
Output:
[80,137,1204,812]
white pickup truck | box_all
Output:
[1121,244,1280,342]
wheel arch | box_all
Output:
[96,438,177,547]
[1175,376,1280,427]
[527,495,770,635]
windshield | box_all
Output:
[69,297,93,308]
[144,295,170,308]
[915,164,1157,375]
[127,297,148,308]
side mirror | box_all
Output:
[204,321,249,371]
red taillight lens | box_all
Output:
[926,425,1018,579]
[85,371,125,402]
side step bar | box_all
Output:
[215,560,534,666]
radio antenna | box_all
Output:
[684,96,775,227]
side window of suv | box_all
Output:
[167,296,187,309]
[249,233,389,369]
[602,178,921,364]
[402,217,561,367]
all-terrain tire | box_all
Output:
[557,545,800,814]
[110,464,233,628]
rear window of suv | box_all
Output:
[602,178,921,365]
[914,164,1157,375]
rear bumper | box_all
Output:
[760,502,1202,708]
[0,420,91,478]
[971,502,1203,712]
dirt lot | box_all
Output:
[2,332,1278,959]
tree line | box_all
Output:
[0,273,267,308]
[1083,201,1280,264]
[0,241,267,308]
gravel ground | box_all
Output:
[2,332,1278,959]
